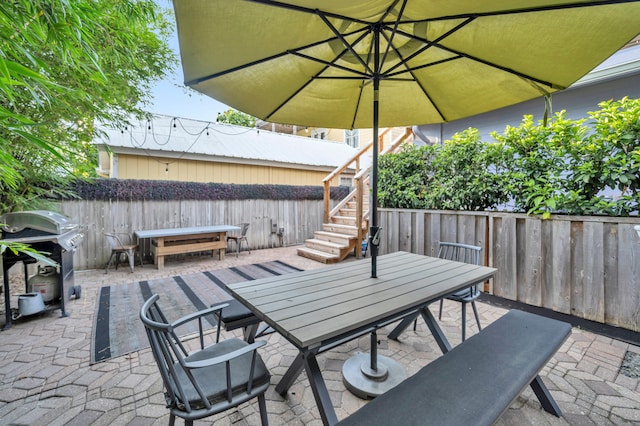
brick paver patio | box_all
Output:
[0,246,638,425]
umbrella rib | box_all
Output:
[245,0,373,26]
[317,12,373,76]
[350,82,367,130]
[381,18,475,77]
[185,52,289,86]
[263,39,371,122]
[386,56,461,78]
[381,23,561,90]
[185,29,365,86]
[431,42,563,90]
[289,51,370,79]
[379,0,408,68]
[392,0,640,23]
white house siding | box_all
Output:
[416,46,640,144]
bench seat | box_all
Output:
[337,310,572,426]
[214,299,272,343]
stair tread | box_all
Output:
[297,247,340,259]
[307,238,347,248]
[323,223,358,230]
[315,231,358,239]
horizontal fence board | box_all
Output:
[380,209,640,332]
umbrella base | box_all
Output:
[342,352,406,399]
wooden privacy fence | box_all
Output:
[379,208,640,332]
[57,199,327,271]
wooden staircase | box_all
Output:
[297,201,367,263]
[297,128,414,263]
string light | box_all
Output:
[118,114,258,171]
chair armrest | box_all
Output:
[184,340,267,369]
[170,303,230,330]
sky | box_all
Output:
[146,2,229,123]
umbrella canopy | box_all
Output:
[172,0,640,275]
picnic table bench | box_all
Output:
[134,225,240,270]
[336,309,572,426]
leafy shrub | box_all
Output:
[379,129,510,211]
[379,97,640,217]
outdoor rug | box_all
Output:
[91,261,302,364]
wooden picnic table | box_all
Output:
[227,251,497,425]
[134,225,240,270]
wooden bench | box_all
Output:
[134,225,239,270]
[336,310,572,426]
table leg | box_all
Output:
[275,350,339,426]
[155,237,164,270]
[420,306,452,354]
[218,232,226,260]
[387,311,419,340]
[3,266,12,330]
[303,352,338,426]
[243,323,259,343]
[275,352,305,396]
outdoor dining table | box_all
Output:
[134,225,240,270]
[227,250,497,425]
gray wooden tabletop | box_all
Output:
[134,225,240,239]
[228,251,497,349]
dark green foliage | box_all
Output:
[379,97,640,217]
[60,179,350,201]
[0,0,176,213]
[379,128,511,211]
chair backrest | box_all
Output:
[104,232,127,249]
[139,294,192,411]
[139,294,270,419]
[437,242,481,265]
[438,242,482,296]
[239,223,250,237]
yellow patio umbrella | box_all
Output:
[171,0,640,277]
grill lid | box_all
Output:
[1,210,77,235]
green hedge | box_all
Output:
[61,178,350,201]
[379,97,640,217]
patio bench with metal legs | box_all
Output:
[337,310,571,426]
[214,299,273,343]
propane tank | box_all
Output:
[28,265,60,303]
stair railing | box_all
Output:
[322,128,414,256]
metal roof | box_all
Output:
[96,115,367,170]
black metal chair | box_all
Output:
[436,242,483,341]
[227,223,250,257]
[140,294,270,426]
[104,232,143,274]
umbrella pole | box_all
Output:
[370,29,380,279]
[370,89,379,278]
[342,25,408,401]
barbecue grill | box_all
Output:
[1,210,83,329]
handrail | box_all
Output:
[322,128,392,184]
[323,127,414,253]
[323,128,392,221]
